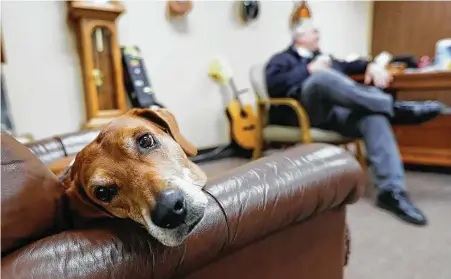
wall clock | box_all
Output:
[67,0,127,129]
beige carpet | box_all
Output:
[199,158,451,279]
[345,169,451,279]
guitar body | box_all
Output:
[208,57,257,152]
[226,100,257,150]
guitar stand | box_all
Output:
[190,142,253,164]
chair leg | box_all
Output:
[252,140,263,160]
[252,103,265,160]
[355,140,366,168]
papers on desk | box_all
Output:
[404,66,451,74]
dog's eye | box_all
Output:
[138,133,155,149]
[94,186,118,203]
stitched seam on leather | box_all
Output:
[1,159,25,166]
[54,136,68,157]
[203,189,231,245]
[174,242,188,274]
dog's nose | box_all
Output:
[151,189,187,229]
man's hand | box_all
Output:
[307,56,332,73]
[364,62,393,88]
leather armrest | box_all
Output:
[1,134,68,255]
[203,143,365,250]
[1,143,365,279]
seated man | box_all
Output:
[265,19,444,226]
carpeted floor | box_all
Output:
[198,156,451,279]
[345,169,451,279]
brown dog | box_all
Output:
[62,108,208,246]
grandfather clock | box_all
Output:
[67,0,127,129]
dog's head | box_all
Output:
[62,108,208,247]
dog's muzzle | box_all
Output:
[143,174,208,247]
[151,189,187,229]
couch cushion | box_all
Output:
[1,133,67,255]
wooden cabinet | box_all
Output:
[393,114,451,167]
[394,83,451,167]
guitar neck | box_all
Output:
[228,78,240,100]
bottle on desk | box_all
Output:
[435,38,451,70]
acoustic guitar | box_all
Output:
[208,59,257,151]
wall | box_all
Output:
[1,0,372,148]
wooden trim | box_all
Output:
[68,1,125,21]
[1,33,5,64]
[78,19,98,120]
[367,0,374,56]
[399,147,451,167]
[351,71,451,90]
[109,22,127,114]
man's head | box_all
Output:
[62,108,208,247]
[291,19,320,51]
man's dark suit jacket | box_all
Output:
[265,45,369,125]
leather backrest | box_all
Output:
[25,129,101,167]
[59,129,100,156]
[1,132,67,255]
[26,137,66,165]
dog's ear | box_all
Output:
[131,108,198,157]
[62,158,113,220]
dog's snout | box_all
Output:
[151,189,187,229]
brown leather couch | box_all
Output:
[1,132,365,279]
[24,129,101,176]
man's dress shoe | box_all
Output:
[377,190,427,226]
[391,100,444,125]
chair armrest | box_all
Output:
[1,143,365,279]
[258,98,312,142]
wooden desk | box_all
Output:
[352,71,451,167]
